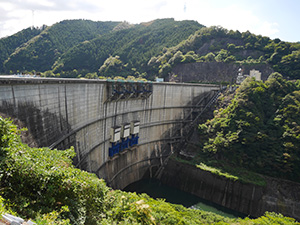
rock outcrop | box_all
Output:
[171,62,274,83]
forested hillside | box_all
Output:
[53,19,203,79]
[1,18,299,81]
[196,73,300,182]
[0,18,204,78]
[1,20,121,73]
[152,27,300,80]
[0,27,42,72]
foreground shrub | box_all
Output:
[0,117,299,224]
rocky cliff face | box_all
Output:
[159,159,300,220]
[172,62,274,83]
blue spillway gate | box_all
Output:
[109,135,139,158]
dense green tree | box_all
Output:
[0,27,43,73]
[168,50,183,65]
[215,49,229,62]
[42,70,55,77]
[227,43,236,51]
[98,55,125,77]
[224,55,236,63]
[53,19,204,78]
[278,50,300,79]
[204,52,216,62]
[3,20,120,73]
[159,63,172,78]
[84,72,98,79]
[181,51,198,63]
[152,26,300,80]
[1,18,300,80]
[198,74,300,182]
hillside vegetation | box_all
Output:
[0,117,299,224]
[196,73,300,183]
[2,20,120,73]
[1,19,299,81]
[152,26,300,80]
[0,27,42,72]
[53,19,204,79]
[0,19,204,79]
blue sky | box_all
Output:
[0,0,299,42]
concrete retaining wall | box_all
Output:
[160,159,300,220]
[172,62,273,83]
[0,77,219,188]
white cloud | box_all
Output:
[30,0,55,8]
[182,2,279,38]
[0,0,280,39]
[254,21,279,37]
[1,2,14,11]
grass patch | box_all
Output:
[173,155,266,187]
[197,162,266,186]
[196,163,239,181]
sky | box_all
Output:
[0,0,299,42]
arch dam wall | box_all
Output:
[0,77,219,189]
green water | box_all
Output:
[124,179,244,218]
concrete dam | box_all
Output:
[0,77,219,189]
[1,77,300,220]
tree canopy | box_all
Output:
[198,73,300,182]
[1,19,300,81]
[0,116,298,224]
[152,26,300,80]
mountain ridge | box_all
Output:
[0,18,299,81]
[2,19,121,73]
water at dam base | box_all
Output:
[124,179,245,218]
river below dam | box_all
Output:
[124,178,245,218]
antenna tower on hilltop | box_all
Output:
[32,10,35,29]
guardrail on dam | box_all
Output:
[0,77,219,189]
